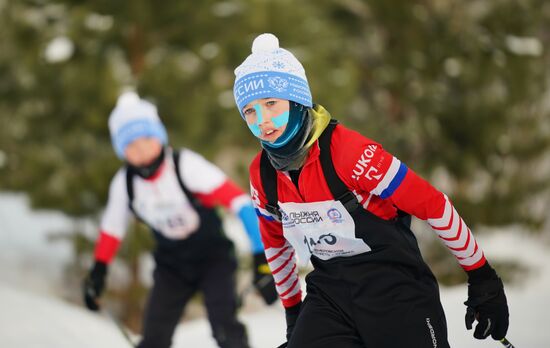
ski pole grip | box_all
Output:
[500,337,515,348]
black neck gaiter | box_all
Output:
[262,103,313,171]
[127,147,166,179]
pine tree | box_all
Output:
[1,0,548,323]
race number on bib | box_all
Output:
[280,200,371,267]
[134,199,200,240]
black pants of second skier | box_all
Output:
[137,255,248,348]
[287,256,450,348]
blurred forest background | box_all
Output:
[1,0,549,331]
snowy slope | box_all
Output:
[174,232,550,348]
[0,194,74,296]
[0,284,133,348]
[1,193,549,347]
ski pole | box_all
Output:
[237,274,274,308]
[237,283,255,308]
[103,310,137,348]
[500,337,515,348]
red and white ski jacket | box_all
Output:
[95,148,252,264]
[250,124,486,308]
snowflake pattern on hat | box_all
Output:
[233,33,312,117]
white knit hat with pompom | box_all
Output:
[108,91,168,159]
[233,33,312,117]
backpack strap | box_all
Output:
[172,149,201,208]
[125,166,137,213]
[318,120,360,212]
[125,166,142,221]
[319,121,410,223]
[260,150,282,220]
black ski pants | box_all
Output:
[137,254,248,348]
[287,256,450,348]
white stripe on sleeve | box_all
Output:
[371,156,401,196]
[428,195,484,267]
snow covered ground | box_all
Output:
[1,192,549,347]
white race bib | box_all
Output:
[135,198,200,240]
[280,200,371,267]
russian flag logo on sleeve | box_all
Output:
[372,157,408,199]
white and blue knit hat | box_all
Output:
[108,91,168,159]
[233,33,312,118]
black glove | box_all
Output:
[276,302,301,347]
[83,261,108,311]
[464,262,509,340]
[253,252,278,305]
[285,302,302,342]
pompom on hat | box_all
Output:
[233,33,312,118]
[108,91,168,159]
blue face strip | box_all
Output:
[246,103,290,139]
[247,104,263,137]
[266,119,300,147]
[263,102,304,148]
[271,111,289,128]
